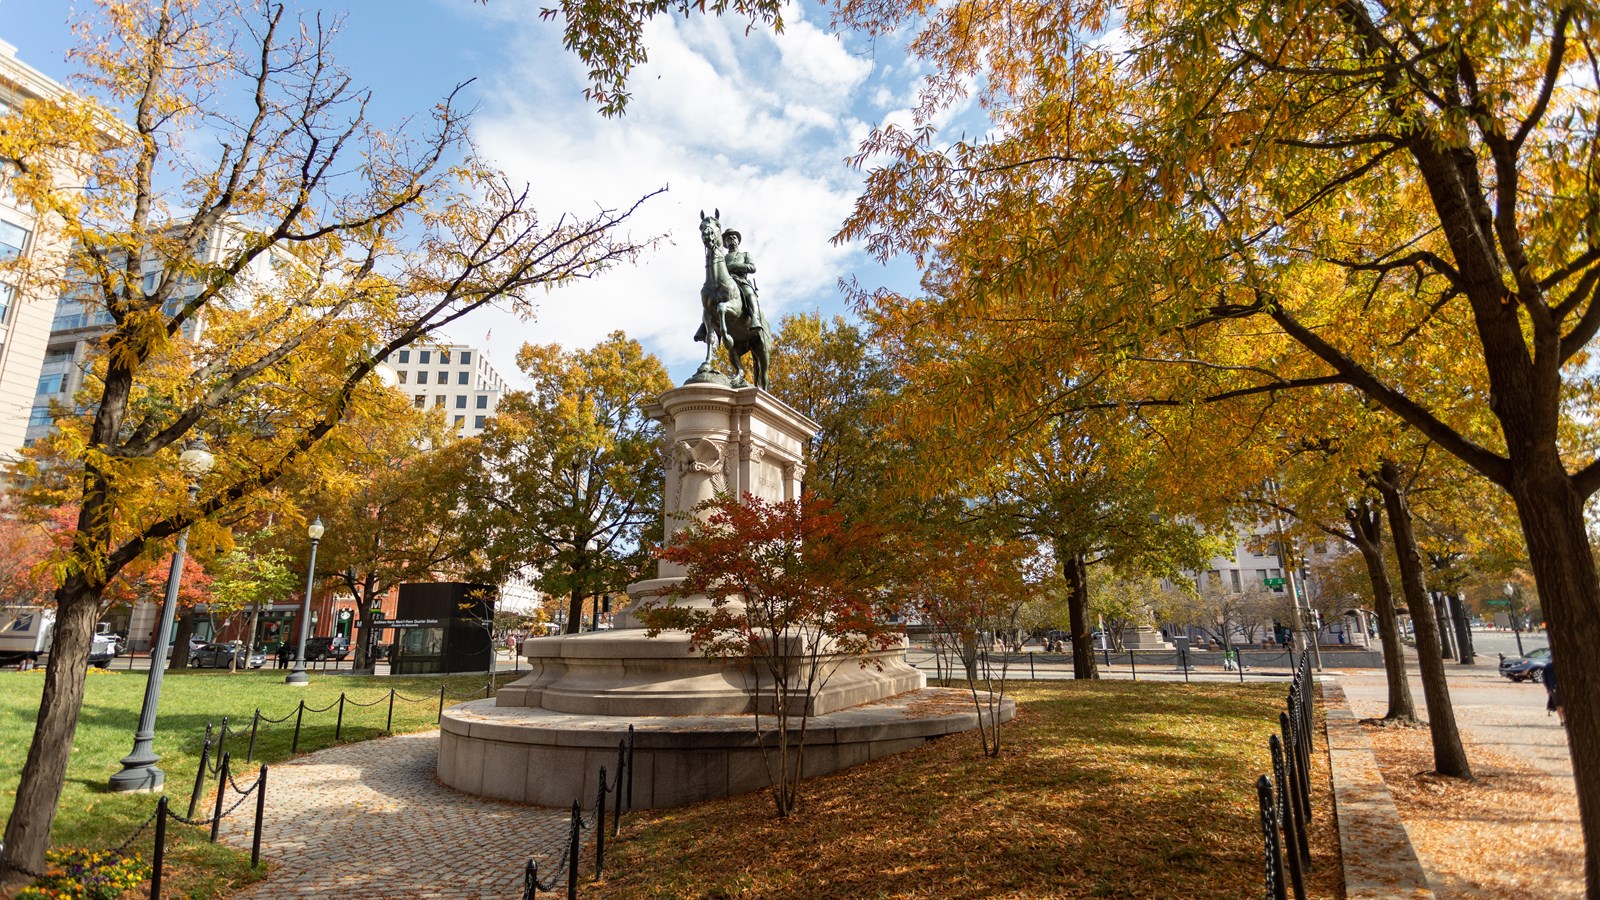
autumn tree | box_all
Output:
[639,494,898,814]
[206,535,298,672]
[0,0,656,876]
[457,333,671,635]
[295,390,481,670]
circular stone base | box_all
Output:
[438,688,1013,809]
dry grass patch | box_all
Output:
[586,680,1342,900]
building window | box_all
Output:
[0,220,30,260]
[419,350,431,364]
[416,371,427,385]
[454,415,465,428]
[1230,569,1241,591]
[398,350,410,363]
[439,349,450,364]
[457,371,468,385]
[36,373,64,395]
[413,394,425,408]
[474,415,486,429]
[475,395,488,409]
[435,394,446,407]
[455,395,467,409]
[27,405,51,427]
[459,351,471,365]
[0,282,11,323]
[438,371,448,384]
[396,370,408,385]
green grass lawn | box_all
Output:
[0,665,518,898]
[585,680,1342,900]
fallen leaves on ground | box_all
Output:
[1363,724,1581,898]
[583,681,1342,899]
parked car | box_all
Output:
[189,642,265,669]
[1498,647,1552,682]
[88,634,120,669]
[303,636,350,662]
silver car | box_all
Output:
[189,642,265,669]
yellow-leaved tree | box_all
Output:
[0,0,659,875]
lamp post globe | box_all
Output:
[108,439,214,792]
[286,517,324,686]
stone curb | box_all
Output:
[1320,677,1434,899]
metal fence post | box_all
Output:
[386,689,396,734]
[152,795,168,900]
[1180,645,1190,683]
[1271,735,1307,898]
[1279,713,1310,868]
[595,765,608,879]
[567,801,581,900]
[438,683,446,722]
[251,765,267,868]
[335,693,346,741]
[210,752,230,842]
[247,709,260,763]
[1029,652,1035,680]
[1256,776,1286,900]
[215,716,230,767]
[188,734,212,819]
[613,739,626,836]
[626,724,635,811]
[1130,650,1138,682]
[291,700,305,754]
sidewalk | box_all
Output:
[1326,651,1581,898]
[217,731,572,899]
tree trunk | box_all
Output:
[1451,592,1475,665]
[1062,550,1098,679]
[0,578,99,879]
[1504,461,1600,890]
[350,573,380,672]
[1346,500,1417,724]
[1378,462,1471,778]
[1434,592,1457,660]
[168,610,195,671]
[566,587,583,635]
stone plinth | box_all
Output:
[1119,626,1173,649]
[439,688,1014,809]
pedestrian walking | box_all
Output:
[1545,659,1564,725]
[277,642,290,670]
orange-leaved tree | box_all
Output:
[638,493,898,816]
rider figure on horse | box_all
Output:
[722,229,765,335]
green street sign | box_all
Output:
[1264,577,1286,588]
[1485,599,1511,608]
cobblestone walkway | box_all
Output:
[217,731,573,899]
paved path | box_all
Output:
[217,731,573,899]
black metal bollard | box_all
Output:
[291,700,306,753]
[386,689,396,733]
[626,725,635,811]
[251,765,267,868]
[215,716,230,767]
[595,765,608,878]
[189,734,212,819]
[1130,650,1138,681]
[210,752,230,842]
[567,801,581,900]
[613,739,626,836]
[335,693,346,741]
[1256,775,1286,900]
[524,858,537,900]
[247,709,260,763]
[152,795,168,900]
[1180,645,1190,683]
[437,683,446,722]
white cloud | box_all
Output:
[444,8,891,384]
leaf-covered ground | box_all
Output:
[585,681,1343,899]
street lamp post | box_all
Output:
[109,440,215,792]
[1504,583,1525,656]
[285,517,325,686]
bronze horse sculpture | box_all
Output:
[694,209,770,389]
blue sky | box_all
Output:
[1,0,929,386]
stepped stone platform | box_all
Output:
[438,687,1013,809]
